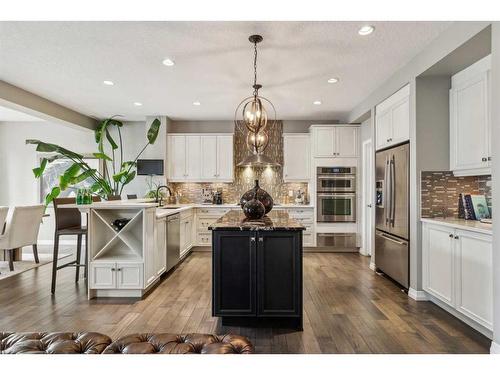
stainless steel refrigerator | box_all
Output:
[375,142,409,288]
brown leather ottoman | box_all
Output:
[0,332,112,354]
[0,332,254,354]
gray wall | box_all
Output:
[168,119,340,134]
[491,22,500,353]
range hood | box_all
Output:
[236,153,281,168]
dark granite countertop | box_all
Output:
[209,210,305,231]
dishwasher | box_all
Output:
[166,214,180,272]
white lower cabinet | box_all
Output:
[422,222,493,331]
[180,213,194,258]
[454,229,493,328]
[90,262,143,290]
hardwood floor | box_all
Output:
[0,251,490,353]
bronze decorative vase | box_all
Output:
[239,179,273,214]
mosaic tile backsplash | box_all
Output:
[421,171,492,218]
[170,121,309,204]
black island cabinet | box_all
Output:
[209,210,304,329]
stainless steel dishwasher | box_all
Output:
[166,214,180,272]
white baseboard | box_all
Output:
[491,341,500,354]
[408,288,429,301]
[369,261,376,271]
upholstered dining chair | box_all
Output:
[0,205,45,273]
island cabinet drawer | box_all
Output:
[90,262,144,290]
[212,230,302,321]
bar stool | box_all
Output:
[51,196,100,294]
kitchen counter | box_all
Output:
[421,217,492,235]
[209,210,305,231]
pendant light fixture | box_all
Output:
[235,35,280,167]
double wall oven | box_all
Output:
[316,167,356,223]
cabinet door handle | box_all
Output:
[488,156,491,161]
[454,235,459,240]
[482,157,487,162]
[111,268,116,271]
[259,237,264,242]
[449,234,453,238]
[250,237,256,242]
[117,268,122,271]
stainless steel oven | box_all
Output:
[316,166,357,223]
[316,167,356,193]
[317,192,356,222]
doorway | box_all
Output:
[361,139,373,257]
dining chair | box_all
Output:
[0,205,45,273]
[51,196,101,293]
[127,194,137,199]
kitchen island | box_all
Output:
[209,210,305,329]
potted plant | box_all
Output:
[26,117,161,204]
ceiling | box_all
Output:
[0,21,452,122]
[0,105,44,122]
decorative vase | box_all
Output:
[239,179,273,214]
[242,196,265,220]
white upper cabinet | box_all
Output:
[168,134,233,182]
[200,136,218,179]
[375,84,410,151]
[450,55,491,176]
[283,134,310,181]
[216,135,234,181]
[311,125,359,158]
[168,135,187,180]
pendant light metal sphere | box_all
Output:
[246,129,269,154]
[242,96,268,133]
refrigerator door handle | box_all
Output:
[384,156,390,225]
[390,154,396,226]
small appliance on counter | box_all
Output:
[201,188,213,204]
[213,188,223,205]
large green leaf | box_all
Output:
[105,129,118,150]
[32,158,48,178]
[93,152,112,161]
[45,186,61,206]
[26,140,83,160]
[59,163,81,190]
[122,171,136,185]
[147,118,161,144]
[70,169,96,184]
[112,170,128,183]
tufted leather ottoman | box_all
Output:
[102,333,254,354]
[0,332,254,354]
[0,332,112,354]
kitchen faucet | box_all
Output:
[155,185,173,205]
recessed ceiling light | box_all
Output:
[358,25,375,36]
[327,77,339,84]
[313,100,322,106]
[103,80,114,86]
[162,58,175,66]
[133,102,143,107]
[192,101,201,106]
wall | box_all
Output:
[0,118,167,243]
[170,121,308,204]
[421,172,492,218]
[0,121,96,242]
[490,21,500,354]
[169,119,339,134]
